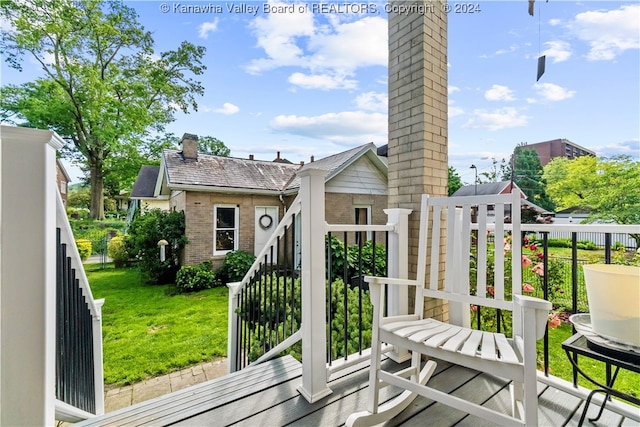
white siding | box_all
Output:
[325,156,387,195]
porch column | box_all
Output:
[388,1,448,318]
[1,126,64,426]
[296,168,332,403]
[384,208,412,362]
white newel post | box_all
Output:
[1,126,64,426]
[226,282,242,373]
[384,208,412,362]
[296,168,332,403]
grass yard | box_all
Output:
[86,263,228,386]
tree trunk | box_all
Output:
[89,162,105,220]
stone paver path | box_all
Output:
[104,358,227,413]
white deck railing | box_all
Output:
[0,125,104,425]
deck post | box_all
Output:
[296,168,332,403]
[226,282,242,373]
[1,126,63,426]
[93,298,106,415]
[384,208,412,362]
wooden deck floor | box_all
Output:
[77,355,639,426]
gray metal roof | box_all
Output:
[131,165,161,198]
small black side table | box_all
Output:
[562,333,640,426]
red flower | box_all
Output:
[536,252,544,260]
[523,283,535,293]
[522,255,532,268]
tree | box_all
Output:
[1,0,206,219]
[199,136,231,156]
[477,158,510,184]
[543,155,640,244]
[510,147,555,212]
[448,167,463,196]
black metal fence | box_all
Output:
[56,228,96,414]
[326,230,388,365]
[233,213,300,370]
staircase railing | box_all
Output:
[55,191,105,422]
[227,194,302,372]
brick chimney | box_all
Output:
[180,133,199,161]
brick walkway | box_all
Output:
[104,358,227,413]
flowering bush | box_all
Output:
[469,232,561,334]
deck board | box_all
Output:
[78,355,639,427]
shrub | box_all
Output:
[76,239,92,261]
[125,209,188,285]
[176,261,216,293]
[107,235,129,268]
[216,250,256,284]
[326,235,387,282]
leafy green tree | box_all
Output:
[448,167,463,196]
[477,158,510,184]
[199,136,231,156]
[543,155,640,245]
[1,0,206,219]
[510,147,555,211]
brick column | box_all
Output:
[387,1,448,319]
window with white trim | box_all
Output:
[214,205,239,255]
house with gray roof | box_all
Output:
[451,181,552,222]
[156,134,388,267]
[129,165,170,214]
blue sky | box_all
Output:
[2,1,639,186]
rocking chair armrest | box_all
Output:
[364,276,421,288]
[514,294,552,311]
[514,294,552,340]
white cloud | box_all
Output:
[245,1,315,74]
[593,139,640,159]
[214,102,240,115]
[542,41,572,63]
[548,18,562,27]
[568,4,640,61]
[354,91,387,112]
[270,110,387,145]
[246,4,386,89]
[462,107,530,131]
[534,83,576,102]
[485,85,516,102]
[448,102,464,118]
[448,86,460,95]
[288,72,357,90]
[198,19,219,39]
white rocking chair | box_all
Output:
[347,191,551,427]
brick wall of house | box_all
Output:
[180,191,284,268]
[388,5,448,320]
[325,192,388,246]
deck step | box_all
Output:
[76,355,302,427]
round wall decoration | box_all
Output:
[259,213,273,230]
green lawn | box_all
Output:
[86,264,228,386]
